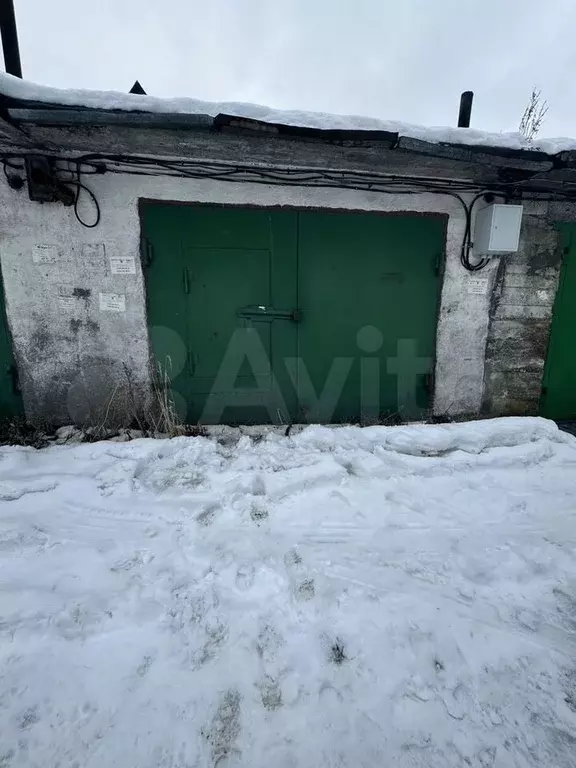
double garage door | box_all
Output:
[142,203,445,425]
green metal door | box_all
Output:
[142,204,298,424]
[0,276,22,420]
[541,225,576,419]
[142,203,443,425]
[297,212,443,422]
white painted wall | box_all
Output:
[0,172,494,423]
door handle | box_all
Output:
[237,306,302,322]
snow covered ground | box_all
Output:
[1,417,576,767]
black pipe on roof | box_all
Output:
[458,91,474,128]
[0,0,22,78]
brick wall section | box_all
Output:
[482,211,563,415]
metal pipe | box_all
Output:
[458,91,473,128]
[0,0,22,78]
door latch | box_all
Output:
[237,306,302,322]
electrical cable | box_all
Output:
[2,158,22,182]
[65,178,101,228]
[460,193,490,271]
[54,159,101,227]
[78,156,493,271]
[53,159,100,227]
[3,149,576,259]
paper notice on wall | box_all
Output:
[82,243,106,261]
[57,286,77,310]
[110,256,136,275]
[58,295,77,310]
[99,292,126,312]
[33,244,59,264]
[467,279,489,295]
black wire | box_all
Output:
[460,193,489,272]
[52,160,101,227]
[96,156,490,273]
[2,150,575,255]
[3,160,14,182]
[0,153,101,227]
[3,158,24,172]
[459,192,509,272]
[64,171,101,228]
[2,158,24,186]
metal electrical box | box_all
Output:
[474,204,523,256]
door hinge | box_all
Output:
[7,364,20,396]
[434,252,443,275]
[183,268,190,294]
[140,237,154,267]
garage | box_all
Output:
[141,203,445,425]
[541,224,576,420]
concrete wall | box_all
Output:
[0,169,566,425]
[483,204,559,415]
[483,201,576,416]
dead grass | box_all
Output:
[0,418,50,448]
[124,358,206,439]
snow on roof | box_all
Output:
[1,72,575,155]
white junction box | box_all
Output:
[473,203,523,257]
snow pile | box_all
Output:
[1,72,575,155]
[1,417,576,767]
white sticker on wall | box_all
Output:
[33,244,59,264]
[99,292,126,312]
[58,295,77,310]
[57,286,77,310]
[82,243,106,260]
[467,279,489,295]
[110,256,136,275]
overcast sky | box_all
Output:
[6,0,576,137]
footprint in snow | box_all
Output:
[110,550,153,572]
[250,503,269,524]
[284,549,315,602]
[17,705,40,730]
[235,564,255,591]
[202,689,242,766]
[196,503,221,527]
[258,676,283,711]
[256,622,284,663]
[283,548,303,571]
[127,654,156,692]
[294,579,315,601]
[136,655,155,677]
[251,475,266,496]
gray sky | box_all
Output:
[7,0,576,137]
